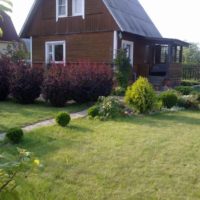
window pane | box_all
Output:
[59,6,66,15]
[59,0,65,5]
[74,0,82,14]
[55,45,64,61]
[160,46,168,63]
[155,45,168,64]
[176,46,181,63]
[58,0,66,16]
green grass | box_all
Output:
[1,110,200,199]
[0,100,87,132]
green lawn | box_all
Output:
[0,100,87,132]
[1,110,200,199]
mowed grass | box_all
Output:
[0,110,200,200]
[0,100,87,132]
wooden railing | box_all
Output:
[182,65,200,80]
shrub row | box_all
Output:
[0,58,113,106]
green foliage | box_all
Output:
[114,49,132,89]
[177,95,199,110]
[0,148,41,196]
[98,96,122,120]
[56,112,71,127]
[125,77,156,113]
[112,86,126,96]
[181,80,200,86]
[183,43,200,64]
[159,90,178,108]
[192,85,200,94]
[87,105,99,118]
[6,43,29,64]
[6,128,23,144]
[175,86,193,95]
[0,0,12,13]
[88,96,122,120]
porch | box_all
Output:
[144,37,189,88]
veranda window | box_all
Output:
[155,45,168,64]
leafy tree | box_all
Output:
[183,43,200,65]
[0,0,12,13]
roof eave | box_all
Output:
[145,36,189,47]
[19,0,39,38]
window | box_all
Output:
[172,46,181,63]
[122,40,134,65]
[45,41,66,64]
[72,0,84,16]
[56,0,67,20]
[155,45,168,64]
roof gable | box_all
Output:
[0,11,18,41]
[20,0,161,38]
[103,0,162,38]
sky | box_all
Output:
[10,0,200,44]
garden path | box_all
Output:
[0,109,87,141]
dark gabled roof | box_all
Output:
[0,11,19,41]
[103,0,162,38]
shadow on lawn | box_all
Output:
[115,111,200,127]
[68,124,93,133]
[5,124,94,159]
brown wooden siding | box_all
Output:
[32,31,114,64]
[27,0,118,37]
[168,63,182,85]
[119,32,150,78]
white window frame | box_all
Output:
[45,41,66,64]
[72,0,85,18]
[56,0,68,21]
[122,40,134,65]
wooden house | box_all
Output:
[20,0,188,87]
[0,11,19,55]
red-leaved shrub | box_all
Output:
[68,62,113,103]
[10,63,44,104]
[42,65,70,107]
[0,56,11,100]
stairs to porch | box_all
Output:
[149,75,166,90]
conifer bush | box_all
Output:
[114,49,132,89]
[6,128,24,144]
[125,77,156,113]
[159,90,178,108]
[56,112,71,127]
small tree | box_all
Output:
[114,49,132,89]
[0,0,12,13]
[183,43,200,65]
[125,77,156,113]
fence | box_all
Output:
[182,65,200,80]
